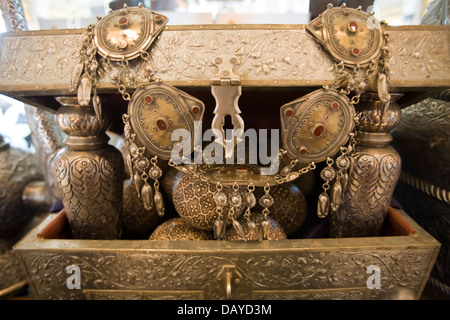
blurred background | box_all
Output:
[0,0,440,31]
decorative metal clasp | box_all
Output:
[210,54,244,160]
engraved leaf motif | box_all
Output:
[182,52,191,64]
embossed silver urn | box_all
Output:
[53,96,124,239]
[329,93,403,237]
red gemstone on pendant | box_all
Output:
[119,17,128,25]
[156,119,167,131]
[155,15,162,22]
[348,21,358,32]
[331,102,339,110]
[285,109,293,117]
[315,20,323,28]
[145,96,153,104]
[352,47,360,56]
[300,147,307,155]
[313,125,325,137]
[192,106,200,114]
[237,166,248,172]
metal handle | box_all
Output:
[216,265,242,300]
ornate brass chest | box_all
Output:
[14,208,439,299]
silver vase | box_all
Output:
[53,96,124,239]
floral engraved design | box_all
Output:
[0,28,448,88]
[401,98,450,136]
[53,151,123,239]
[389,31,450,80]
[331,152,401,237]
[0,34,82,84]
[19,245,433,300]
[149,29,335,82]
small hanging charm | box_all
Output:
[213,187,228,208]
[331,150,351,212]
[260,217,271,240]
[378,73,391,117]
[77,76,92,106]
[153,184,165,217]
[229,183,243,209]
[317,157,336,218]
[259,184,274,240]
[320,158,336,183]
[92,94,103,126]
[134,172,143,198]
[317,192,330,218]
[336,153,351,172]
[213,183,226,240]
[149,156,165,217]
[330,179,343,212]
[244,191,256,209]
[243,183,260,241]
[229,183,247,242]
[141,178,154,211]
[135,155,150,173]
[258,193,274,210]
[214,214,226,240]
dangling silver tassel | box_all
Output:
[243,183,260,241]
[141,181,154,211]
[260,218,271,240]
[330,179,342,212]
[213,183,226,240]
[153,187,165,217]
[149,156,165,217]
[232,217,247,242]
[92,94,103,127]
[77,76,92,106]
[134,172,143,198]
[214,215,226,240]
[317,157,335,219]
[317,192,330,218]
[258,184,274,240]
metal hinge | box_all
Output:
[211,54,241,86]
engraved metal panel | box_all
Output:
[14,210,439,300]
[0,26,448,98]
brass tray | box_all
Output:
[14,207,439,300]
